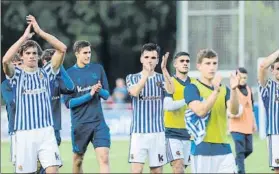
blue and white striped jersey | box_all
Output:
[259,79,279,135]
[126,72,165,133]
[9,62,57,131]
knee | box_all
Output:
[150,167,162,174]
[173,166,184,173]
[45,166,59,174]
[131,164,144,173]
[99,154,109,165]
[132,168,143,174]
[73,154,84,167]
[172,161,184,173]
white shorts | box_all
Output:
[166,138,191,165]
[267,135,279,168]
[191,153,236,173]
[14,126,62,173]
[129,132,167,167]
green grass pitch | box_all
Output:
[1,135,272,173]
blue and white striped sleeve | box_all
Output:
[43,61,60,80]
[184,84,200,105]
[259,79,272,98]
[6,67,21,86]
[126,74,136,89]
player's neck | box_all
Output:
[76,61,86,68]
[199,76,213,87]
[175,72,188,81]
[23,65,38,72]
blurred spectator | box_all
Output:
[112,78,128,103]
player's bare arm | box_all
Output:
[2,24,34,78]
[258,49,279,86]
[128,65,150,97]
[188,74,222,117]
[161,52,174,94]
[26,14,67,73]
[227,71,240,115]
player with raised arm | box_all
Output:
[184,49,240,173]
[126,43,173,173]
[41,49,75,146]
[37,49,75,174]
[2,15,67,173]
[164,52,194,173]
[63,40,111,173]
[258,49,279,173]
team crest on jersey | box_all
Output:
[176,151,181,156]
[18,165,23,171]
[156,82,163,88]
[39,72,44,79]
[275,159,279,164]
[91,73,98,79]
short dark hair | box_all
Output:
[197,49,218,64]
[237,67,248,74]
[173,52,190,61]
[73,40,91,53]
[11,53,21,62]
[41,49,56,63]
[271,57,279,69]
[141,43,160,57]
[18,40,42,56]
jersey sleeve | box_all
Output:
[184,84,201,105]
[59,65,75,93]
[58,76,76,95]
[63,69,76,109]
[259,78,272,99]
[100,65,109,91]
[126,74,137,89]
[6,67,22,85]
[1,81,12,104]
[43,61,60,81]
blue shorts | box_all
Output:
[71,121,111,154]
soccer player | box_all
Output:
[37,49,75,174]
[164,52,194,173]
[63,40,111,173]
[229,67,257,173]
[41,49,75,146]
[1,54,23,167]
[184,49,240,173]
[258,49,279,173]
[2,15,67,173]
[126,43,173,173]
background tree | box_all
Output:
[1,0,176,93]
